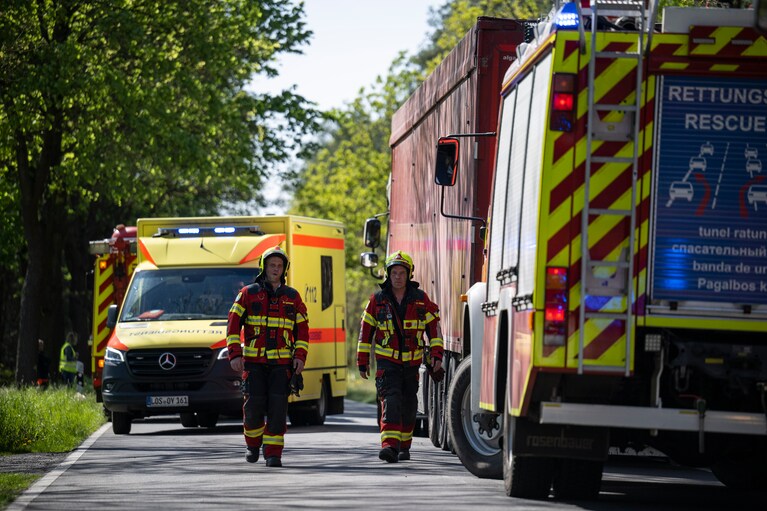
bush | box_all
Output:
[0,385,105,453]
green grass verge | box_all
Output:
[0,473,39,508]
[0,384,106,509]
[0,385,105,453]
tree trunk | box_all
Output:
[66,230,91,372]
[13,100,63,385]
[15,229,46,385]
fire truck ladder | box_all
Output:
[577,0,652,376]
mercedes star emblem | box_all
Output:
[158,352,177,370]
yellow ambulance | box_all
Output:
[101,215,347,434]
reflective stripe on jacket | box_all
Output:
[59,342,76,374]
[357,285,443,368]
[227,281,309,365]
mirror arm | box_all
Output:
[440,186,486,227]
[368,266,384,280]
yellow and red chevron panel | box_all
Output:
[91,252,137,374]
[535,27,767,373]
[650,27,767,74]
[536,32,651,373]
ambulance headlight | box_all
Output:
[105,347,126,365]
[217,348,230,360]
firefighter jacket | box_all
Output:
[227,280,309,366]
[357,281,443,368]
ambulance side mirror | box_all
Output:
[106,304,119,329]
[435,137,459,187]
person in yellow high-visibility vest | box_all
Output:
[59,332,78,386]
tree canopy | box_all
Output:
[1,0,321,383]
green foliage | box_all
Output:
[0,386,105,453]
[0,473,39,508]
[0,0,322,383]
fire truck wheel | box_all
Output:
[180,412,198,428]
[447,356,503,479]
[112,411,132,435]
[551,458,603,500]
[502,411,554,498]
[196,412,219,428]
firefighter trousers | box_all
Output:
[375,358,419,452]
[242,363,290,459]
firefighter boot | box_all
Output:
[246,448,259,463]
[398,449,410,461]
[378,447,398,463]
[266,456,282,467]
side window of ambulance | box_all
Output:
[321,255,333,310]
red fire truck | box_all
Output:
[89,224,137,402]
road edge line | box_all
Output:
[7,422,111,510]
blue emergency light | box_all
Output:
[555,1,580,30]
[154,226,264,238]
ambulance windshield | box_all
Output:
[120,268,256,321]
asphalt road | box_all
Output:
[8,400,764,510]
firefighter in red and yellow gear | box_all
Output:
[227,245,309,468]
[357,250,444,463]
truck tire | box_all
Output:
[502,411,554,499]
[447,356,503,479]
[306,379,328,426]
[196,412,219,428]
[428,362,447,449]
[112,411,132,435]
[551,458,603,500]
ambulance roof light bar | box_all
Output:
[153,226,265,238]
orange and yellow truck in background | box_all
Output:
[434,2,767,500]
[89,224,138,403]
[99,215,347,434]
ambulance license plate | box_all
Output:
[146,395,188,407]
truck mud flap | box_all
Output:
[511,420,609,462]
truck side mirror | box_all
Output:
[758,0,767,33]
[363,217,381,249]
[360,252,379,269]
[106,304,119,329]
[435,137,460,186]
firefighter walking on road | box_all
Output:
[357,250,444,463]
[227,246,309,468]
